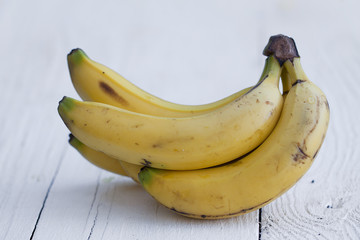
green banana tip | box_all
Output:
[58,96,75,113]
[138,167,159,187]
[263,34,300,66]
[67,48,88,65]
[68,134,84,149]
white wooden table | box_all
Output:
[1,0,359,239]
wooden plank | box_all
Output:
[32,150,259,240]
[0,103,68,240]
[0,10,70,236]
[0,1,76,238]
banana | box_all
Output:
[68,134,128,176]
[68,48,253,117]
[69,134,143,182]
[118,161,143,183]
[67,76,291,182]
[138,46,330,219]
[281,67,293,98]
[58,53,283,170]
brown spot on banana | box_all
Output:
[301,96,322,152]
[141,159,152,167]
[152,143,162,148]
[292,79,307,87]
[99,81,129,106]
[313,149,319,159]
[292,143,310,163]
[325,99,330,112]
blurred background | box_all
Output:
[2,0,357,106]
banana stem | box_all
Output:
[262,34,309,88]
[262,34,305,90]
[257,55,282,85]
[281,68,292,95]
[263,34,299,66]
[283,58,309,85]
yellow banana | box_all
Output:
[67,48,251,172]
[66,45,291,176]
[68,70,289,181]
[138,51,330,219]
[281,67,293,98]
[118,161,143,183]
[68,134,128,176]
[69,134,142,182]
[67,72,291,181]
[68,48,252,117]
[70,135,145,183]
[58,54,283,170]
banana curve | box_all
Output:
[138,58,330,219]
[68,48,253,117]
[68,134,128,176]
[58,55,283,170]
[69,134,143,182]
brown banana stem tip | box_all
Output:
[263,34,300,66]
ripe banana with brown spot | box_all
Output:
[58,53,283,170]
[138,35,330,219]
[68,48,253,117]
[67,56,291,177]
[66,48,256,173]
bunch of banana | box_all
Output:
[58,34,329,219]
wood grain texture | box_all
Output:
[0,0,359,239]
[32,152,258,240]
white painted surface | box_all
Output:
[0,0,359,239]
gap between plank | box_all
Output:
[258,208,262,240]
[29,147,66,240]
[87,201,101,240]
[86,173,101,240]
